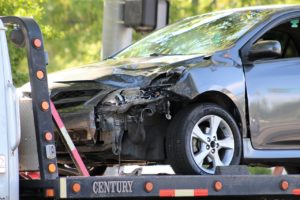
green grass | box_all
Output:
[248,167,272,175]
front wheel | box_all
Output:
[166,103,242,175]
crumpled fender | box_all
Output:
[167,51,247,137]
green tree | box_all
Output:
[40,0,103,72]
[0,0,56,86]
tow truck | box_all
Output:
[1,16,300,200]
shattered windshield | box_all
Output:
[115,9,275,58]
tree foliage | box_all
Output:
[40,0,103,72]
[1,0,299,86]
[0,0,52,85]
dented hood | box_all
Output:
[48,55,202,88]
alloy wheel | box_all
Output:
[190,115,234,174]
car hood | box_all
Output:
[47,55,202,89]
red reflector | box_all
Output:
[41,101,49,111]
[145,182,154,193]
[36,70,44,80]
[72,183,81,193]
[194,189,208,196]
[44,131,53,141]
[293,189,300,195]
[45,188,55,197]
[33,38,42,48]
[214,181,223,191]
[160,190,175,197]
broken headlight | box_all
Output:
[102,88,142,106]
[100,87,165,114]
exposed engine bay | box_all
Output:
[98,86,172,158]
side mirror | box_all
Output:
[248,40,282,61]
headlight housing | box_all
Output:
[101,88,142,106]
[100,87,164,113]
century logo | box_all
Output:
[93,181,133,194]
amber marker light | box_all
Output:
[44,131,53,141]
[281,180,289,191]
[33,38,42,48]
[214,181,223,192]
[41,101,49,111]
[36,70,44,80]
[145,182,154,193]
[48,163,56,173]
[45,188,55,198]
[72,183,81,193]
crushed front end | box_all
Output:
[97,86,172,161]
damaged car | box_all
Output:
[22,5,300,175]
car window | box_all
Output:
[256,19,300,59]
[285,38,299,58]
[261,31,288,51]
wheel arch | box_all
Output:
[191,91,246,138]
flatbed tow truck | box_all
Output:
[1,16,300,200]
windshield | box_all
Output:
[115,9,275,58]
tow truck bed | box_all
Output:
[2,16,300,200]
[20,173,300,199]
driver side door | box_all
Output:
[244,17,300,150]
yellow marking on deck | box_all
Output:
[175,189,194,197]
[60,178,67,198]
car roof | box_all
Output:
[205,4,300,15]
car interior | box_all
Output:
[257,18,300,59]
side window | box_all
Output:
[255,18,300,59]
[285,39,299,58]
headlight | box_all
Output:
[101,91,122,106]
[102,88,141,106]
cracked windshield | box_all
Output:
[116,9,275,58]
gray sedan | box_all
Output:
[22,5,300,175]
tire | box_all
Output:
[166,103,242,175]
[285,166,300,174]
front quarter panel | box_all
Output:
[169,51,247,137]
